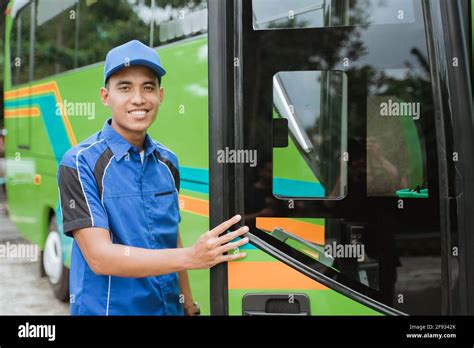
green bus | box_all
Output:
[3,0,474,316]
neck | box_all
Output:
[110,120,146,150]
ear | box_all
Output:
[159,87,164,104]
[100,87,110,107]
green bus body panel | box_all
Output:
[230,248,380,315]
[228,221,380,315]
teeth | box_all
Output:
[129,110,147,116]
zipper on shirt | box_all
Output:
[154,190,173,197]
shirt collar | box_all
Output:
[101,118,157,161]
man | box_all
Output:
[57,40,249,316]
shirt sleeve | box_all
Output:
[58,159,110,238]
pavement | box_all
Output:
[0,183,69,315]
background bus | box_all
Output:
[3,0,211,313]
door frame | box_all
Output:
[423,0,474,315]
[208,0,235,316]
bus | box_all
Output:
[3,0,474,316]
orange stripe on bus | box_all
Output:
[5,82,77,146]
[52,89,77,146]
[4,107,41,118]
[228,262,327,290]
[256,217,324,245]
[179,194,209,217]
[5,82,55,99]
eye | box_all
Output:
[118,85,130,92]
[144,85,156,92]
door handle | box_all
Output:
[242,293,310,316]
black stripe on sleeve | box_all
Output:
[154,152,180,192]
[59,165,93,237]
[93,148,114,198]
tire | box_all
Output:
[40,216,69,302]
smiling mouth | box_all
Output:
[128,110,149,116]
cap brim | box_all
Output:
[105,59,166,85]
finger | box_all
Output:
[210,214,242,236]
[217,237,249,254]
[217,252,247,263]
[217,226,249,244]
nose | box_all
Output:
[130,88,146,105]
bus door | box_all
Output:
[208,0,473,315]
[9,0,34,149]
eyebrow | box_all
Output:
[115,80,157,87]
[143,80,157,86]
[115,80,131,86]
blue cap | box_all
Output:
[103,40,166,85]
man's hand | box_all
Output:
[185,214,249,269]
[72,214,249,278]
[184,302,200,316]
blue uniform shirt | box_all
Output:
[57,118,183,316]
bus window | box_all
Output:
[74,0,151,68]
[273,70,348,199]
[10,2,33,148]
[35,0,77,80]
[15,0,208,79]
[367,69,428,198]
[151,0,207,47]
[10,2,32,86]
[252,0,416,30]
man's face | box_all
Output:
[100,65,163,134]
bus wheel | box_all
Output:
[41,216,69,302]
